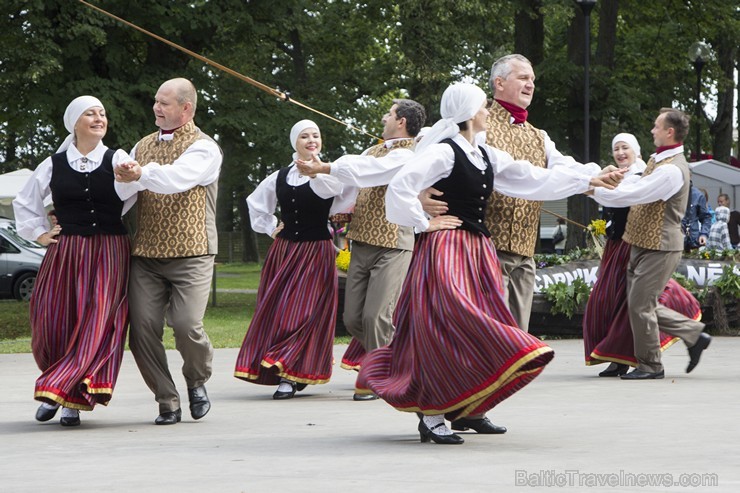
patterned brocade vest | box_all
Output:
[484,102,547,257]
[132,121,219,258]
[346,138,415,251]
[623,154,690,251]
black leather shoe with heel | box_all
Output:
[599,362,629,377]
[155,408,182,425]
[418,420,464,445]
[188,386,211,419]
[451,416,507,434]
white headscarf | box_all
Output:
[415,83,487,153]
[290,119,320,161]
[612,132,641,159]
[57,95,105,153]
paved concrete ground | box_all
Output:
[1,338,739,493]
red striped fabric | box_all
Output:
[234,238,338,386]
[340,337,366,371]
[583,239,701,366]
[356,229,554,420]
[31,234,130,411]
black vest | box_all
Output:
[432,138,494,237]
[275,166,333,242]
[50,149,127,236]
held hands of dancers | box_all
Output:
[114,161,142,182]
[426,214,463,232]
[589,166,628,190]
[295,155,330,178]
[419,187,448,218]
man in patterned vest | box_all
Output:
[114,78,222,423]
[296,99,426,401]
[591,108,710,379]
[423,54,606,332]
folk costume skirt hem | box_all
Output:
[356,230,553,421]
[234,238,337,386]
[31,234,130,411]
[340,337,365,371]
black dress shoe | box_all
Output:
[599,362,629,377]
[620,369,665,380]
[188,385,211,419]
[296,383,308,391]
[273,382,297,400]
[418,420,464,445]
[60,411,81,427]
[686,333,711,373]
[155,408,182,425]
[451,416,507,434]
[35,404,59,422]
[353,392,378,401]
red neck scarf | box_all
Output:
[655,142,682,155]
[495,99,528,124]
[160,125,184,135]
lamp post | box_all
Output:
[575,0,596,162]
[688,41,710,161]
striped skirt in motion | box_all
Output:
[234,238,337,386]
[31,234,130,411]
[356,229,554,421]
[583,239,701,367]
[340,337,365,371]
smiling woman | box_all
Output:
[11,95,133,427]
[233,119,355,400]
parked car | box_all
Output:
[0,218,45,301]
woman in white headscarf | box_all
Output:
[13,96,133,427]
[356,83,621,445]
[583,133,700,376]
[234,120,355,399]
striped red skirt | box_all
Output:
[234,238,337,386]
[340,337,366,371]
[356,230,554,420]
[583,239,701,366]
[31,234,130,411]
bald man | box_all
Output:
[115,78,222,425]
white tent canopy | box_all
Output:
[689,159,740,209]
[0,169,33,219]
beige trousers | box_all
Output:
[128,255,215,413]
[343,242,412,352]
[626,246,704,373]
[496,250,536,332]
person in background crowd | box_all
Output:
[682,182,711,250]
[717,193,740,248]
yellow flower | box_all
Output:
[588,219,606,237]
[336,249,351,272]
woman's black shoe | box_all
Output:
[60,411,81,427]
[451,416,507,434]
[599,362,629,377]
[35,404,59,422]
[273,381,297,400]
[296,383,308,391]
[418,420,464,445]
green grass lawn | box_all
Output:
[0,263,351,354]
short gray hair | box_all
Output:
[489,54,532,96]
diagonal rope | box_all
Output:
[78,0,380,140]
